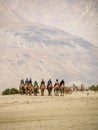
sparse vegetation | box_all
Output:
[89,84,98,91]
[64,87,73,94]
[80,84,85,91]
[2,88,19,95]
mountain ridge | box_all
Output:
[0,25,98,90]
[0,0,98,46]
[0,0,98,90]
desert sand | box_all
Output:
[0,91,98,130]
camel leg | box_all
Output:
[48,90,51,96]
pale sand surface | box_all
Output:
[0,91,98,130]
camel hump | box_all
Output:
[41,84,46,89]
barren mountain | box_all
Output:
[1,0,98,45]
[0,0,98,90]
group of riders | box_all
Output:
[19,78,65,96]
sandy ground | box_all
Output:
[0,91,98,130]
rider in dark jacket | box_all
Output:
[28,78,32,84]
[41,79,45,85]
[20,79,24,84]
[60,79,65,86]
[25,78,29,84]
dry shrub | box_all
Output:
[64,87,73,94]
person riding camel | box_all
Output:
[47,79,52,88]
[33,81,39,95]
[25,78,29,85]
[60,79,65,86]
[41,79,45,85]
[40,79,46,89]
[34,81,38,87]
[54,79,59,88]
[28,78,32,84]
[47,79,52,85]
[40,79,46,96]
[55,79,59,85]
[20,79,24,85]
[47,79,53,95]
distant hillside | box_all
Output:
[0,0,98,46]
[0,25,98,90]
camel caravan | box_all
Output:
[19,78,87,96]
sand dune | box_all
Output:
[0,91,98,130]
